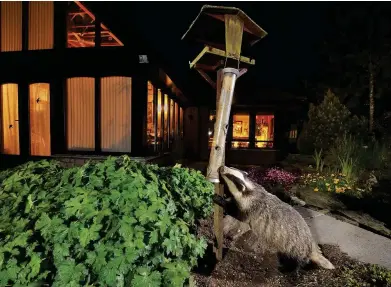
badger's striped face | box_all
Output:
[219,166,250,193]
[219,166,254,210]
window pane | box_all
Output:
[232,113,250,149]
[100,76,131,152]
[1,84,20,155]
[67,2,123,48]
[179,107,183,138]
[100,23,123,47]
[29,83,51,156]
[1,1,22,52]
[28,1,54,50]
[163,94,168,147]
[170,98,174,140]
[289,124,298,139]
[208,110,216,148]
[157,89,162,147]
[255,114,274,148]
[147,82,155,147]
[67,1,95,48]
[174,102,179,137]
[66,77,95,151]
[232,141,249,149]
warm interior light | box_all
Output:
[67,1,123,48]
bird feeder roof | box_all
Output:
[182,5,267,50]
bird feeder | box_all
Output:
[182,5,267,260]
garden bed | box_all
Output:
[192,217,391,287]
[295,182,391,239]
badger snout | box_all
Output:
[218,166,226,175]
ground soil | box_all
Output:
[192,217,388,287]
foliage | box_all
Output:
[297,90,368,154]
[327,133,390,177]
[248,167,299,191]
[0,156,214,287]
[317,4,391,122]
[342,263,391,287]
[301,172,353,194]
[313,149,325,172]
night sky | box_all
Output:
[90,1,333,104]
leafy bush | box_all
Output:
[301,172,353,194]
[297,89,367,154]
[0,156,214,287]
[248,167,299,191]
[326,134,389,181]
[313,149,325,172]
[343,263,391,287]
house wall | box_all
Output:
[182,104,301,165]
[0,1,187,169]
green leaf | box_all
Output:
[79,224,102,248]
[27,253,41,280]
[131,267,162,287]
[149,230,159,245]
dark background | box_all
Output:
[86,2,331,103]
[86,1,391,118]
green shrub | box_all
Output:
[0,156,214,287]
[343,263,391,287]
[326,134,361,182]
[297,89,367,154]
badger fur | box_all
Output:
[219,166,335,271]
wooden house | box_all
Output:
[0,1,188,169]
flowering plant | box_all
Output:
[301,172,353,194]
[248,167,299,191]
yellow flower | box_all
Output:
[331,174,335,177]
[334,179,339,184]
[314,188,319,192]
[327,187,331,192]
[326,183,330,186]
[335,187,342,193]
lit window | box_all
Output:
[66,77,95,151]
[28,1,54,50]
[232,113,250,149]
[289,124,298,141]
[1,2,22,52]
[170,98,174,141]
[174,102,179,137]
[0,84,20,155]
[100,76,132,153]
[147,82,155,147]
[255,114,274,148]
[29,83,51,156]
[179,107,184,138]
[163,94,169,148]
[157,89,163,148]
[208,110,216,148]
[67,1,123,48]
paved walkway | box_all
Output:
[295,206,391,269]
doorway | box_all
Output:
[0,84,20,155]
[29,83,51,156]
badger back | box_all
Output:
[246,183,315,261]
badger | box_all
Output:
[218,165,335,272]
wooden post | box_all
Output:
[213,69,224,261]
[181,5,268,262]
